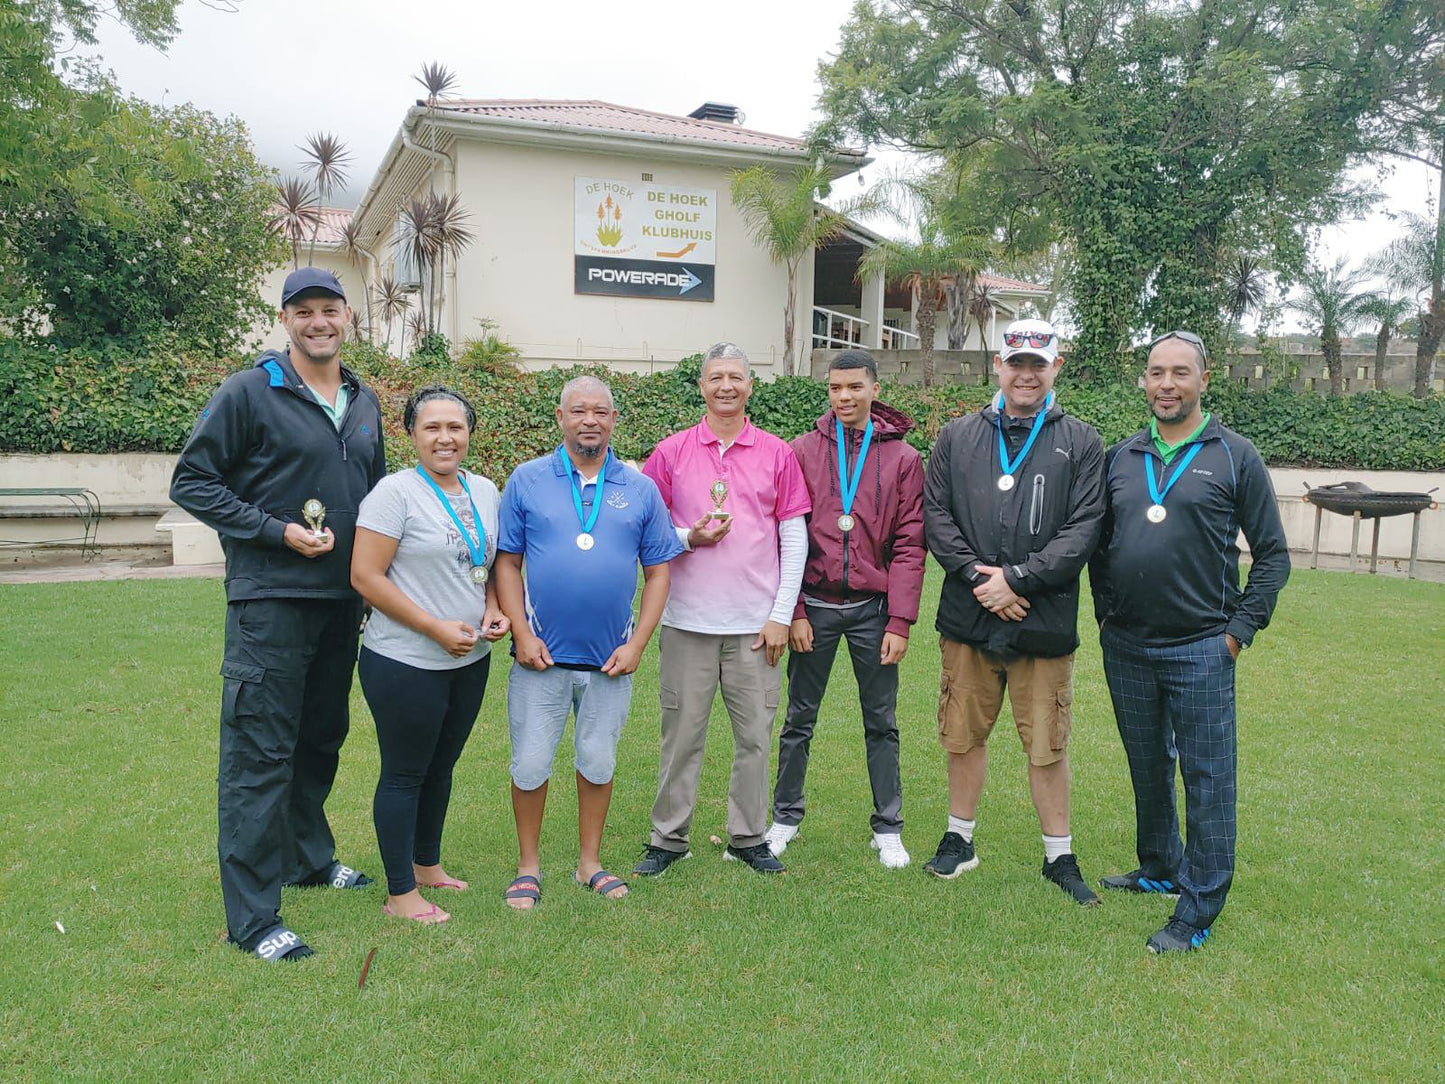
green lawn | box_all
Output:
[1,567,1442,1082]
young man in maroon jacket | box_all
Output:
[765,350,926,867]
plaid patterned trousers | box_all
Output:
[1100,624,1238,928]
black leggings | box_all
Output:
[358,647,490,895]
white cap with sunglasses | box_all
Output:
[999,318,1061,364]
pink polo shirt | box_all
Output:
[643,417,811,635]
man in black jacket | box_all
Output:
[171,268,386,961]
[1090,330,1289,954]
[923,319,1106,904]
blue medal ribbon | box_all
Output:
[995,392,1054,483]
[558,446,609,536]
[835,418,875,518]
[414,466,487,573]
[1145,441,1204,508]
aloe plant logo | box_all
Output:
[596,194,624,247]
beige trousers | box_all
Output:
[649,626,783,851]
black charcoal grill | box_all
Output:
[1302,481,1439,578]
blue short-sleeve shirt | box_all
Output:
[497,447,684,667]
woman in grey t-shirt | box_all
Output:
[352,386,509,925]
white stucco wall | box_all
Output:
[447,141,809,377]
[4,455,1442,566]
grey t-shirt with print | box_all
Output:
[357,467,500,670]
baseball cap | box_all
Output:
[281,267,346,307]
[999,318,1060,363]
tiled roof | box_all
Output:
[978,272,1048,293]
[431,98,850,156]
[270,205,352,247]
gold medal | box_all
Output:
[837,514,855,532]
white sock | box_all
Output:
[1043,833,1072,863]
[947,815,975,842]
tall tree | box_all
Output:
[857,211,994,387]
[816,0,1437,375]
[4,100,282,353]
[1290,258,1374,396]
[729,163,882,376]
[1358,292,1416,390]
[299,132,351,266]
[1370,209,1445,395]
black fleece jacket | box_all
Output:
[169,349,386,602]
[924,400,1106,658]
[1088,417,1290,647]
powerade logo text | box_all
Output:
[575,255,714,302]
[587,266,702,293]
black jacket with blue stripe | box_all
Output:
[170,350,386,602]
[1088,416,1290,648]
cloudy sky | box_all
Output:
[90,0,1436,326]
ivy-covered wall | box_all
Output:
[2,340,1442,478]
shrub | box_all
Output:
[3,343,1442,477]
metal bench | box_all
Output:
[0,487,103,559]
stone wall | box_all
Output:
[811,347,1440,393]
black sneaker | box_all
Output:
[923,832,978,879]
[1042,853,1101,905]
[724,843,785,873]
[1100,869,1180,898]
[632,846,691,877]
[1147,917,1211,954]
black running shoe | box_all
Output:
[923,832,978,879]
[632,846,692,877]
[724,843,785,873]
[1100,869,1180,898]
[1147,917,1211,954]
[1042,853,1101,905]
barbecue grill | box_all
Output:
[1302,481,1439,578]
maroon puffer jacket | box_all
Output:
[790,401,926,637]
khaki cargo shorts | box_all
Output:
[937,637,1074,766]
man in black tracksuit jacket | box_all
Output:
[171,269,386,961]
[922,319,1106,905]
[1089,330,1289,954]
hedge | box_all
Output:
[3,340,1443,480]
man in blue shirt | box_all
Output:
[493,375,683,909]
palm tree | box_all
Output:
[967,280,1001,353]
[373,275,409,357]
[338,217,372,341]
[413,62,458,107]
[268,177,319,271]
[299,132,351,266]
[394,190,475,339]
[1357,293,1416,390]
[1369,210,1445,397]
[1289,258,1374,395]
[857,230,995,387]
[1223,254,1270,343]
[729,163,884,376]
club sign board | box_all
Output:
[574,177,716,302]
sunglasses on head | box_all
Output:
[1003,330,1056,348]
[1148,329,1208,361]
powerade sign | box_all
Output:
[575,256,715,302]
[574,177,717,302]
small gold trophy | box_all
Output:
[707,479,731,522]
[302,498,327,540]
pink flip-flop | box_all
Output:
[382,902,450,924]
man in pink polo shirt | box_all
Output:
[634,342,811,876]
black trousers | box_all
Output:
[358,647,490,895]
[772,598,904,834]
[218,597,363,948]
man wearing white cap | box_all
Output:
[921,319,1107,904]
